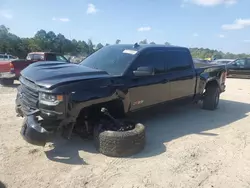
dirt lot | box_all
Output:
[0,78,250,188]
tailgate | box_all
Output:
[0,61,11,72]
[11,59,36,71]
[11,60,36,77]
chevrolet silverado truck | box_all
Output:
[0,52,69,85]
[15,44,227,157]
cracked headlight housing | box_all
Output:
[39,93,63,105]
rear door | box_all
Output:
[128,48,170,110]
[165,49,196,100]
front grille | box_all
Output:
[19,76,39,110]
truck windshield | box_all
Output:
[80,45,138,75]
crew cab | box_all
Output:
[15,44,227,146]
[0,52,69,85]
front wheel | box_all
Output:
[202,85,220,110]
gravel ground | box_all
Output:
[0,78,250,188]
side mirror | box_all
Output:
[133,66,154,77]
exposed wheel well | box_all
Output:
[73,99,125,138]
[205,80,219,90]
[76,99,125,123]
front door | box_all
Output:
[127,49,170,111]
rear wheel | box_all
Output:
[202,84,220,110]
[0,78,14,86]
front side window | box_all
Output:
[165,50,192,71]
[132,50,165,74]
[235,59,246,66]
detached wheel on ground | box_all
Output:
[94,119,146,157]
[202,84,220,110]
[0,78,14,86]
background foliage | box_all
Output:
[0,25,249,59]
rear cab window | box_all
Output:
[26,53,44,61]
[33,54,44,60]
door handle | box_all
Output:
[161,79,168,84]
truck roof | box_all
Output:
[112,44,189,52]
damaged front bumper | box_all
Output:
[21,115,50,146]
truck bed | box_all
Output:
[194,62,225,69]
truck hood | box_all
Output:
[20,61,110,89]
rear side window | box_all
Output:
[165,50,192,71]
[133,50,165,74]
[46,54,57,61]
[234,59,246,66]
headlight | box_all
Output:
[39,93,63,105]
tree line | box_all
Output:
[0,25,249,59]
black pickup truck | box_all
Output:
[16,44,227,156]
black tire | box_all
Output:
[202,84,220,110]
[94,120,146,157]
[0,78,14,86]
